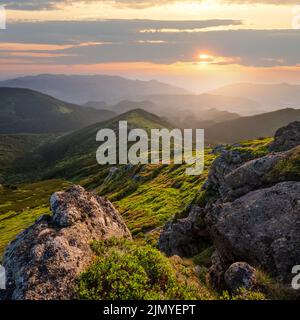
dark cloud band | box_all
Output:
[1,19,299,67]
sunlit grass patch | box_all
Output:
[0,179,71,258]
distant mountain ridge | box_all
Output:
[139,93,262,116]
[0,87,116,134]
[206,108,300,143]
[210,83,300,112]
[0,74,190,105]
[83,97,242,129]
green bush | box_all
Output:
[76,238,198,300]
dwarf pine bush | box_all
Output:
[76,238,199,300]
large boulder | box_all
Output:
[220,152,286,201]
[159,150,258,256]
[2,185,131,300]
[269,121,300,152]
[206,181,300,284]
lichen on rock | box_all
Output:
[2,185,131,300]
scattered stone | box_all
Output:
[224,262,257,293]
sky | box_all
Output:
[1,0,300,92]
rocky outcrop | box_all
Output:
[2,185,131,300]
[206,181,300,284]
[159,149,254,257]
[269,121,300,152]
[220,151,288,201]
[203,150,253,196]
[160,121,300,291]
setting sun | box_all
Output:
[198,53,213,65]
[198,53,211,60]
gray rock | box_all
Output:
[159,150,255,258]
[221,152,286,200]
[224,262,257,293]
[269,121,300,152]
[2,185,131,300]
[203,150,253,196]
[211,144,228,155]
[159,122,300,291]
[158,206,210,257]
[206,181,300,284]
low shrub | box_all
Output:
[76,238,202,300]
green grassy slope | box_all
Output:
[0,87,116,134]
[0,134,55,175]
[7,109,173,182]
[0,113,277,300]
[4,109,214,236]
[1,110,273,254]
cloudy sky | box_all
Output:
[1,0,300,91]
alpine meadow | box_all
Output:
[0,0,300,306]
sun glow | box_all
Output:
[198,53,213,65]
[198,53,211,60]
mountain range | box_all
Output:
[8,109,172,181]
[137,93,262,116]
[210,83,300,112]
[6,105,300,184]
[1,86,300,146]
[0,74,189,105]
[0,88,116,134]
[205,108,300,143]
[4,75,300,115]
[86,99,240,128]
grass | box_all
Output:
[0,137,272,254]
[254,269,298,300]
[0,179,71,258]
[0,113,284,301]
[267,145,300,181]
[0,132,274,251]
[0,132,291,300]
[0,133,54,174]
[100,150,215,237]
[226,137,273,159]
[193,246,215,267]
